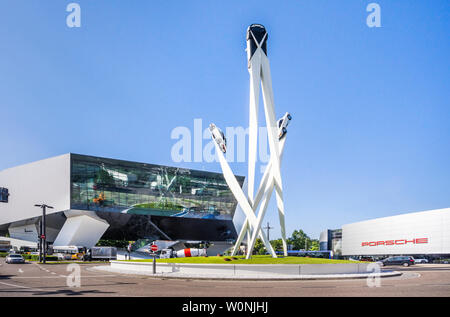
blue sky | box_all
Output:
[0,1,449,239]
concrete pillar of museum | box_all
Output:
[8,222,40,243]
[8,220,64,244]
[53,211,109,248]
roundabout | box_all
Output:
[93,256,402,280]
[2,258,450,297]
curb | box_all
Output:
[91,265,402,281]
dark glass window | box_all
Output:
[0,187,9,203]
[70,154,244,221]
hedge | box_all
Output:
[22,254,58,261]
[0,252,58,261]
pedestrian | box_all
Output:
[127,243,132,260]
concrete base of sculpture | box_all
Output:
[93,261,402,280]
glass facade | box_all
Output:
[319,229,342,258]
[70,154,244,221]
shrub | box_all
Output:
[96,239,130,248]
[21,254,58,261]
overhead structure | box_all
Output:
[209,24,291,258]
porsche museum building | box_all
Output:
[0,153,244,251]
[320,208,450,259]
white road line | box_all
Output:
[0,281,45,292]
[5,274,117,279]
[0,281,30,289]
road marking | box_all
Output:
[6,274,117,279]
[0,281,45,292]
[0,281,30,289]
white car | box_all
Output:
[5,254,25,264]
[277,112,292,139]
[209,123,227,153]
[414,258,428,264]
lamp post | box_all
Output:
[34,204,53,264]
[262,222,274,242]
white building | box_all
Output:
[0,153,244,253]
[341,208,450,257]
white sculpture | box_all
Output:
[210,24,290,258]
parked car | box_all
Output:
[414,258,429,264]
[83,247,117,261]
[380,256,415,267]
[5,254,25,264]
[359,256,375,262]
[55,253,72,261]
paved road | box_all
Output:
[0,258,449,297]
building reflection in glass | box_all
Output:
[70,154,244,221]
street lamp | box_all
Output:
[263,222,274,242]
[34,204,53,264]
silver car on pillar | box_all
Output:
[277,112,292,139]
[209,123,227,153]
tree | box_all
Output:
[309,239,320,251]
[289,229,310,251]
[95,169,115,188]
[270,239,283,252]
[253,238,266,255]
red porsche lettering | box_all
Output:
[361,238,428,247]
[415,238,428,244]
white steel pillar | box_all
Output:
[210,24,291,258]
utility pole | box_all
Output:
[262,222,274,242]
[34,204,53,264]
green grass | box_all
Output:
[121,255,360,265]
[38,261,109,265]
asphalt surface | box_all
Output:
[0,258,449,297]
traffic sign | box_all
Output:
[150,244,158,252]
